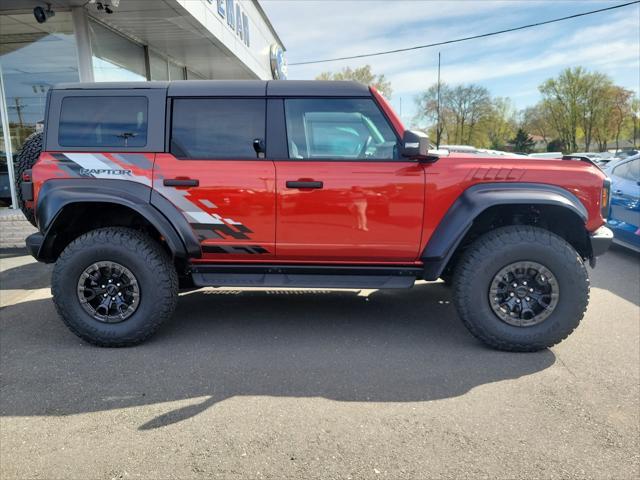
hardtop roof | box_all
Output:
[51,80,371,97]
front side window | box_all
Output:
[613,159,639,181]
[171,99,265,159]
[621,159,639,181]
[284,98,398,160]
[58,96,148,147]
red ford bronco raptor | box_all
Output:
[16,80,613,350]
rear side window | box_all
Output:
[171,99,265,159]
[58,96,148,147]
[283,98,398,160]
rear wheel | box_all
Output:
[15,132,42,227]
[452,226,589,352]
[52,227,178,347]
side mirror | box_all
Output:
[400,130,436,162]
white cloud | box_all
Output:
[260,0,640,113]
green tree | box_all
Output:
[547,138,565,153]
[632,97,640,148]
[538,67,623,152]
[511,128,536,153]
[482,97,516,150]
[592,86,633,151]
[316,65,392,98]
[539,67,588,152]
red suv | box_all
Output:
[17,80,613,351]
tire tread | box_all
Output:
[452,225,590,352]
[15,132,42,227]
[52,227,178,347]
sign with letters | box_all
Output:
[206,0,251,47]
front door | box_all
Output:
[153,97,276,261]
[274,98,425,262]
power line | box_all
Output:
[289,1,640,66]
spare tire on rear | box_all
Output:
[14,131,42,227]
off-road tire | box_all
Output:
[52,227,178,347]
[15,131,42,227]
[452,225,589,352]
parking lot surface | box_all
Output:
[1,246,639,479]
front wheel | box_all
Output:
[452,226,589,352]
[52,227,178,347]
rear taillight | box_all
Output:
[601,178,611,219]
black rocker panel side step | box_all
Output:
[190,264,421,289]
[191,272,416,289]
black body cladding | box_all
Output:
[420,183,590,280]
[34,179,201,262]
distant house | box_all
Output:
[529,135,548,151]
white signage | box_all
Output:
[207,0,251,47]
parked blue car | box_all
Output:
[604,154,640,252]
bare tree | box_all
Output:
[416,83,509,147]
[414,83,448,146]
[522,104,554,149]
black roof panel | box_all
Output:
[52,80,372,97]
[267,80,370,97]
[168,80,267,97]
[53,81,169,90]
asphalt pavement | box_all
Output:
[0,246,638,479]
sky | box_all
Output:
[259,0,640,126]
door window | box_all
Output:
[171,99,265,159]
[58,96,148,147]
[284,98,398,160]
[613,159,639,181]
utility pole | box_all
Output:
[436,52,441,148]
[13,97,25,127]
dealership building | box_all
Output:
[0,0,286,206]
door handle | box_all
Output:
[286,180,323,189]
[163,178,199,187]
[613,189,623,195]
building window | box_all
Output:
[283,99,398,160]
[0,12,79,153]
[186,69,206,80]
[171,99,265,159]
[59,96,148,147]
[168,62,185,80]
[89,20,146,82]
[148,51,169,81]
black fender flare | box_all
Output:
[421,182,588,280]
[35,179,201,261]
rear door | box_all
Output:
[153,97,276,260]
[272,97,425,262]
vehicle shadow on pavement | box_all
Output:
[0,282,556,431]
[0,259,52,291]
[0,248,31,260]
[589,245,640,306]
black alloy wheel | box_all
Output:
[488,261,559,327]
[76,261,140,323]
